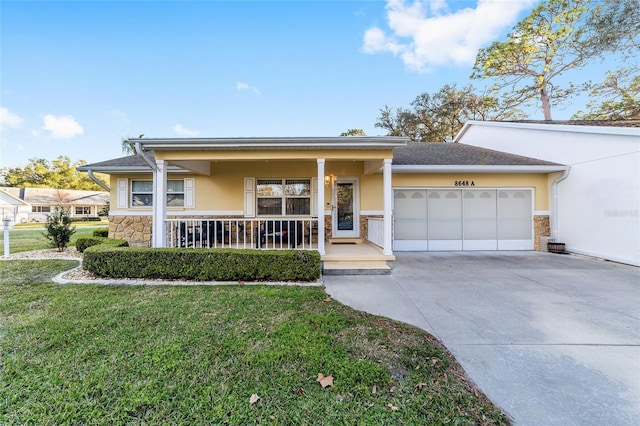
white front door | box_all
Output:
[332,178,359,238]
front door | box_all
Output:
[332,178,359,238]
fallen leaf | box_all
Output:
[317,373,334,388]
[386,403,399,411]
[371,384,377,394]
[297,387,305,395]
[323,296,331,302]
[249,394,260,404]
[269,415,276,420]
[415,382,428,391]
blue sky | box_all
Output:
[0,0,617,168]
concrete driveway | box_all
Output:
[323,252,640,426]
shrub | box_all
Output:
[92,228,109,237]
[83,247,321,282]
[76,237,128,253]
[44,207,76,252]
[70,216,101,222]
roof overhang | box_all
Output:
[128,136,410,151]
[392,165,570,174]
[454,120,640,142]
[76,165,188,174]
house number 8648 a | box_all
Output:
[454,181,475,187]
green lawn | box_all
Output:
[0,260,510,425]
[0,226,98,254]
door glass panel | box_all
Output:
[336,182,354,231]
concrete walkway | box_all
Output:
[323,252,640,426]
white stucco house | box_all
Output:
[0,187,109,225]
[455,120,640,266]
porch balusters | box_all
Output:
[165,218,317,250]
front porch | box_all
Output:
[161,217,393,275]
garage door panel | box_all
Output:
[394,220,428,240]
[393,188,533,252]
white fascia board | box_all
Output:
[454,120,640,142]
[132,136,409,151]
[392,165,569,174]
[77,166,187,174]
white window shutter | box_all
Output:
[311,177,318,217]
[117,178,128,208]
[184,178,195,208]
[244,177,255,217]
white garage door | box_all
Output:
[394,188,533,251]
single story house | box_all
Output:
[78,136,567,272]
[0,189,30,225]
[455,120,639,267]
[0,187,109,224]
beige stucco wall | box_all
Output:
[392,173,551,211]
[108,169,551,214]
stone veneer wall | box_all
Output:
[533,215,550,251]
[109,215,152,247]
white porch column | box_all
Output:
[383,158,393,256]
[152,160,167,247]
[317,159,326,256]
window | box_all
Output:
[32,206,50,213]
[257,179,310,216]
[75,206,91,215]
[167,180,185,207]
[131,180,185,207]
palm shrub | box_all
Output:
[44,207,76,252]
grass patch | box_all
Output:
[0,260,509,425]
[0,227,96,254]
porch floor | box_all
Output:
[322,241,395,275]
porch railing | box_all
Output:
[165,218,318,250]
[367,217,384,248]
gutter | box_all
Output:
[550,167,571,241]
[392,165,569,174]
[87,170,110,191]
[135,142,158,171]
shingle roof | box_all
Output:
[77,154,153,169]
[0,187,109,205]
[392,142,562,166]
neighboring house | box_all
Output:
[0,187,109,224]
[78,137,567,271]
[0,189,30,225]
[455,120,640,266]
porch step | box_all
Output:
[323,261,391,276]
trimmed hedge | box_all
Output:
[83,247,321,282]
[70,216,102,222]
[76,237,129,253]
[92,228,109,237]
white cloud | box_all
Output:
[111,109,130,124]
[43,114,84,139]
[0,106,24,129]
[363,0,537,72]
[236,81,261,95]
[173,124,200,137]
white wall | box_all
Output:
[459,122,640,266]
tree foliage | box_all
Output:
[573,67,640,120]
[0,156,108,191]
[340,129,367,136]
[472,0,639,120]
[375,84,523,142]
[44,206,76,252]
